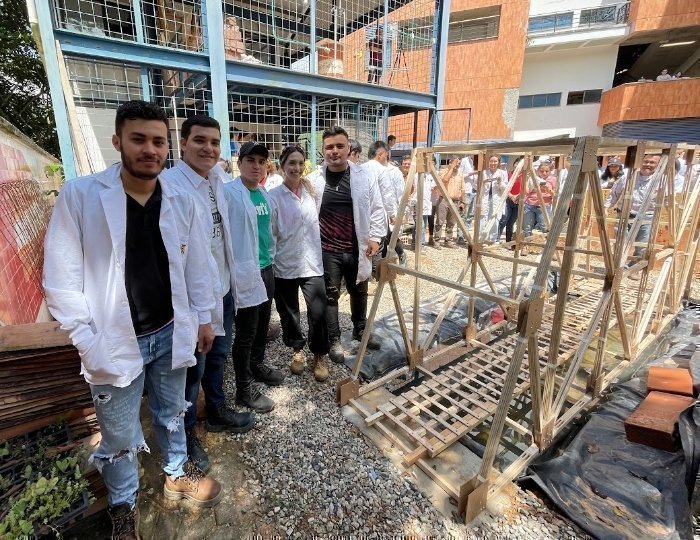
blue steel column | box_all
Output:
[204,0,231,158]
[310,0,317,74]
[381,0,389,83]
[131,0,150,100]
[33,0,77,179]
[428,0,451,146]
[311,95,317,165]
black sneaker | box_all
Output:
[108,502,140,540]
[352,330,381,350]
[236,386,275,413]
[329,339,345,364]
[252,364,286,386]
[185,429,210,473]
[205,405,256,433]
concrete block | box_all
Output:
[646,366,694,397]
[625,391,695,452]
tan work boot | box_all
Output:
[163,462,223,508]
[290,349,305,375]
[312,354,329,382]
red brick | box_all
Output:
[625,391,695,452]
[647,366,694,397]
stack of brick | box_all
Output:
[625,365,697,452]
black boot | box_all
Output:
[185,428,210,473]
[352,329,381,350]
[329,339,345,364]
[251,363,286,386]
[205,405,256,433]
[236,385,275,413]
[108,502,140,540]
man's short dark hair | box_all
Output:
[387,135,396,142]
[349,139,362,155]
[402,154,412,162]
[368,140,389,159]
[115,100,168,135]
[181,115,220,140]
[322,126,349,141]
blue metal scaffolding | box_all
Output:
[32,0,450,178]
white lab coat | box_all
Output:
[363,160,404,229]
[42,163,215,388]
[312,162,387,283]
[223,178,270,309]
[476,169,508,218]
[268,183,324,279]
[161,161,237,336]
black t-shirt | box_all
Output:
[319,167,357,253]
[124,182,174,335]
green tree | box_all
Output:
[0,0,60,157]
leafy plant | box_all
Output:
[0,455,90,538]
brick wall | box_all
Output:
[629,0,700,32]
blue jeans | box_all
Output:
[615,212,652,263]
[184,290,234,428]
[89,321,188,508]
[523,204,546,237]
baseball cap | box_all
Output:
[608,157,623,166]
[239,141,269,159]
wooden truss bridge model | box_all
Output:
[336,136,700,522]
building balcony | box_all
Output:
[598,78,700,125]
[527,1,630,50]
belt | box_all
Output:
[615,208,636,218]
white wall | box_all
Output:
[514,45,618,140]
[529,0,624,16]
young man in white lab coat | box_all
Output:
[161,115,256,474]
[312,126,386,364]
[224,142,284,414]
[364,140,407,266]
[43,101,222,539]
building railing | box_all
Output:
[527,1,630,37]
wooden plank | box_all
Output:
[0,322,72,351]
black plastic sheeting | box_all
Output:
[340,283,511,380]
[341,272,561,380]
[523,303,700,540]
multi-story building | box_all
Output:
[31,0,700,177]
[433,0,700,144]
[29,0,449,179]
[394,0,700,145]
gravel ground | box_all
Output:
[221,243,592,538]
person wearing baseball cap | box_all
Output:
[223,141,284,414]
[600,157,626,189]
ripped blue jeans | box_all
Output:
[89,321,188,508]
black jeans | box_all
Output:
[232,265,274,389]
[322,251,368,341]
[274,275,330,355]
[428,205,436,236]
[381,230,404,258]
[499,198,519,242]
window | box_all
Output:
[396,19,435,51]
[580,5,627,27]
[566,89,603,105]
[518,93,561,109]
[448,15,500,43]
[527,12,573,34]
[448,7,501,44]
